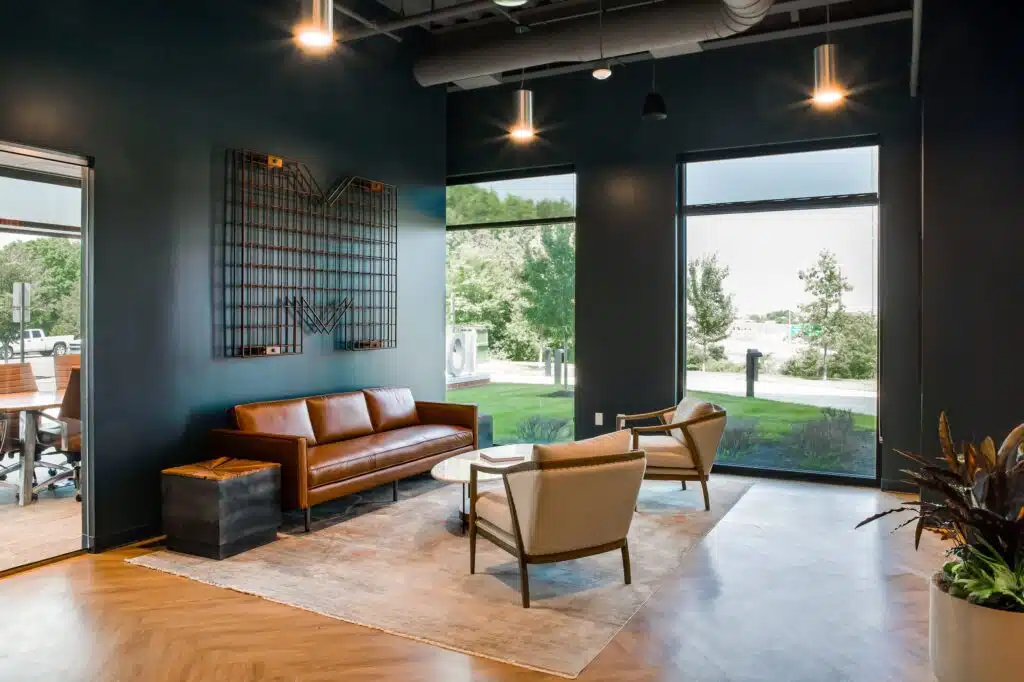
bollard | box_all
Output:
[543,347,552,377]
[745,348,763,398]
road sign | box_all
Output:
[12,282,31,323]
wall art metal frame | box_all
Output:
[224,149,397,358]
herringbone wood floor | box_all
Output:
[0,479,942,682]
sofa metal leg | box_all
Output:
[518,557,530,608]
[392,480,398,502]
[304,507,311,532]
[621,542,632,585]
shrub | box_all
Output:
[782,407,860,469]
[718,418,759,461]
[515,415,572,443]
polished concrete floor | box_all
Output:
[0,478,943,681]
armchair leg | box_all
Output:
[392,480,398,502]
[518,557,530,608]
[681,480,687,490]
[304,508,311,532]
[469,523,477,574]
[700,478,710,511]
[621,542,632,585]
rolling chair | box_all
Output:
[36,368,83,502]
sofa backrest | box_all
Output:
[307,391,375,444]
[232,387,419,445]
[233,398,318,445]
[362,387,419,432]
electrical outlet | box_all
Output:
[594,412,604,426]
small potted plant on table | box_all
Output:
[858,414,1024,682]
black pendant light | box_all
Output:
[642,60,667,121]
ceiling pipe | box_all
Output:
[414,0,775,87]
[336,0,498,43]
[332,2,403,42]
[445,7,911,91]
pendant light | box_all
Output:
[295,0,335,51]
[493,0,528,7]
[811,6,845,108]
[509,71,536,142]
[591,0,612,80]
[642,60,668,121]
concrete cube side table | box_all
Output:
[161,457,281,559]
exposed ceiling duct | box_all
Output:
[413,0,776,87]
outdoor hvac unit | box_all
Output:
[446,330,478,377]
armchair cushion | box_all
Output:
[669,397,715,442]
[476,489,515,535]
[635,434,696,469]
[532,429,631,463]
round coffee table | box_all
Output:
[431,443,533,532]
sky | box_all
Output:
[687,206,878,315]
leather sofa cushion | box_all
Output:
[308,424,472,488]
[234,398,316,444]
[636,434,695,469]
[362,387,419,432]
[307,392,374,444]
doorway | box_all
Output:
[680,143,879,481]
[0,141,90,572]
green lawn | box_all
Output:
[446,383,875,444]
[689,391,876,438]
[446,383,574,444]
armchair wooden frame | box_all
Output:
[468,451,644,608]
[616,405,726,511]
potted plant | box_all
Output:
[858,413,1024,682]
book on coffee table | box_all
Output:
[479,451,526,464]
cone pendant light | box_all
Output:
[642,60,667,120]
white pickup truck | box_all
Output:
[0,329,77,360]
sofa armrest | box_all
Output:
[416,401,479,449]
[209,429,308,510]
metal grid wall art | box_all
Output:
[224,149,398,357]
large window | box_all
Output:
[682,145,879,479]
[445,173,576,446]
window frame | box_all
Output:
[677,137,882,487]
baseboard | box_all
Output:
[881,477,917,493]
[90,523,162,552]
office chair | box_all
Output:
[35,368,82,502]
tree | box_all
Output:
[520,224,575,367]
[445,184,575,362]
[796,250,852,380]
[0,237,81,348]
[686,255,736,371]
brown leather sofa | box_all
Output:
[210,387,477,531]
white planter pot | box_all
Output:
[929,576,1024,682]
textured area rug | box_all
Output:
[130,474,752,678]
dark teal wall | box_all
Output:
[920,1,1024,449]
[0,0,447,548]
[447,22,922,488]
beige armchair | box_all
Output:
[468,430,646,608]
[616,397,727,511]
